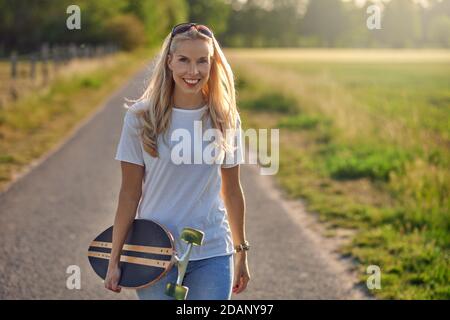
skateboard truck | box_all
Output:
[165,227,204,300]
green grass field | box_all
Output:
[226,49,450,299]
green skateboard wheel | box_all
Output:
[166,282,189,300]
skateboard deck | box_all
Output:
[87,218,204,299]
[88,219,175,289]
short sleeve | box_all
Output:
[221,115,244,168]
[114,109,145,167]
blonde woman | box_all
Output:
[104,23,250,300]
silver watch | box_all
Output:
[234,240,250,252]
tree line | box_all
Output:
[1,0,449,56]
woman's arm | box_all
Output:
[105,161,144,292]
[221,165,246,246]
[221,165,251,294]
[110,161,144,264]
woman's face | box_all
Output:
[167,39,212,95]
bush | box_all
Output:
[240,92,298,114]
[277,114,332,130]
[322,143,414,182]
[106,14,146,51]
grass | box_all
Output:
[271,62,450,144]
[227,48,450,299]
[0,47,156,192]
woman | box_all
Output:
[104,22,251,300]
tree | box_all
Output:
[106,14,146,51]
[269,0,304,47]
[125,0,188,46]
[74,0,129,43]
[0,0,191,54]
[421,0,450,46]
[186,0,231,37]
[379,0,422,48]
[223,0,269,47]
[428,15,450,47]
[300,0,346,47]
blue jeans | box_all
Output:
[135,254,234,300]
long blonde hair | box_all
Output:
[125,27,239,159]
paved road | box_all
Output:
[0,64,369,300]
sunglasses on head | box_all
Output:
[171,22,214,39]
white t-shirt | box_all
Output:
[114,99,244,260]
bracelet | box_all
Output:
[234,240,250,253]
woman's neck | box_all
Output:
[173,88,205,109]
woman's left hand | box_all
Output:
[232,251,251,294]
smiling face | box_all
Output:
[167,39,212,95]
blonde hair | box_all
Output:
[125,27,239,160]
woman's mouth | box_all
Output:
[183,78,201,87]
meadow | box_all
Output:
[226,49,450,299]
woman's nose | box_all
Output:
[188,63,199,75]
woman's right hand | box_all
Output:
[104,263,122,293]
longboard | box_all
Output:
[87,219,204,299]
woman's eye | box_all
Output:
[178,58,207,63]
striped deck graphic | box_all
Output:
[90,241,173,255]
[87,251,170,268]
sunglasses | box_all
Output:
[171,22,214,39]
